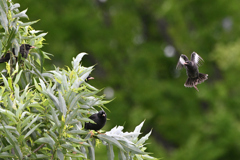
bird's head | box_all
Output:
[85,76,94,82]
[184,61,193,67]
[21,44,35,51]
[98,110,106,118]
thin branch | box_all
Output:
[26,143,45,157]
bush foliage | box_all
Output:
[0,1,157,159]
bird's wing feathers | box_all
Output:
[176,54,189,69]
[191,52,203,66]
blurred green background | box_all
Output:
[16,0,240,159]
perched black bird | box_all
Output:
[0,44,35,63]
[176,52,208,91]
[85,110,107,131]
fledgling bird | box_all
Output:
[85,110,107,131]
[176,52,208,91]
[0,44,35,63]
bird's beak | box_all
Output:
[102,114,105,117]
[30,46,35,49]
[184,62,187,65]
[88,77,94,80]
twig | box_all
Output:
[26,143,45,157]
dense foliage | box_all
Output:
[12,0,240,159]
[0,0,157,159]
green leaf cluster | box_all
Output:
[0,0,157,159]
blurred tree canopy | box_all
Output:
[15,0,240,159]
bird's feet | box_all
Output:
[89,130,95,138]
[193,85,199,92]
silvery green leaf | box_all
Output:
[97,134,125,152]
[119,140,144,155]
[141,155,158,160]
[0,152,15,158]
[72,52,87,70]
[88,140,95,160]
[35,137,55,149]
[118,149,126,160]
[18,20,39,27]
[24,123,41,139]
[106,143,114,160]
[10,3,20,11]
[2,125,22,159]
[136,130,152,146]
[22,115,39,132]
[13,9,28,19]
[58,91,67,117]
[51,107,61,127]
[0,2,8,31]
[57,149,64,160]
[31,32,48,40]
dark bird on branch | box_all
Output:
[176,52,208,91]
[0,44,35,63]
[85,110,107,131]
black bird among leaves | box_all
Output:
[0,44,35,63]
[176,52,208,91]
[85,110,107,131]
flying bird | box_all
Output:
[176,52,208,91]
[0,44,35,63]
[85,110,107,131]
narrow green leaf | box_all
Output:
[47,92,60,111]
[65,153,86,158]
[97,134,125,152]
[57,149,64,160]
[24,123,41,139]
[35,137,55,149]
[72,53,87,70]
[65,108,78,124]
[67,130,89,135]
[21,115,33,129]
[69,94,81,110]
[10,3,20,11]
[0,1,8,31]
[51,107,61,127]
[31,33,48,40]
[87,140,95,160]
[0,108,17,124]
[118,149,127,160]
[61,144,74,150]
[2,125,23,159]
[18,20,39,27]
[13,9,28,19]
[1,74,10,90]
[106,143,115,160]
[119,140,145,155]
[34,78,42,91]
[0,125,17,131]
[136,130,152,146]
[0,152,15,158]
[22,115,39,132]
[58,91,67,117]
[13,70,23,85]
[1,145,14,152]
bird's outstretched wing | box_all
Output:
[191,52,203,66]
[176,54,189,69]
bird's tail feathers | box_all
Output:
[184,77,198,87]
[184,73,208,87]
[198,73,208,84]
